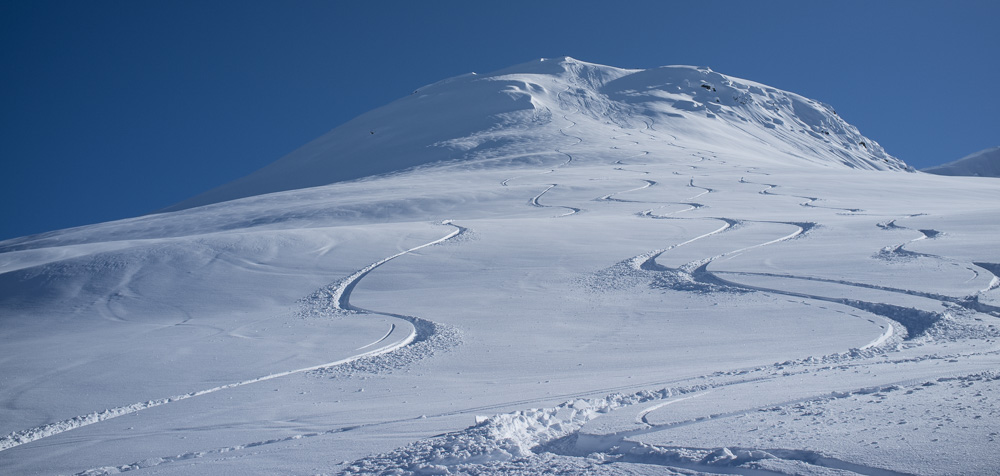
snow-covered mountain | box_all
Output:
[2,58,998,475]
[922,146,1000,177]
[167,57,909,211]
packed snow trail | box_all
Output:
[0,221,465,453]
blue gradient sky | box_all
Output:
[2,0,997,240]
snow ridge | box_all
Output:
[167,57,909,211]
[922,146,1000,177]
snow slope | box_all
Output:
[922,146,1000,178]
[164,57,909,212]
[1,58,998,475]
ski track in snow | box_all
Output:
[529,184,581,217]
[875,220,943,262]
[870,221,1000,315]
[716,270,1000,318]
[741,177,863,213]
[343,354,1000,475]
[0,221,466,455]
[627,217,949,343]
[974,262,1000,294]
[10,58,1000,475]
[499,95,581,188]
[337,160,1000,475]
[633,214,961,341]
[378,162,998,474]
[635,392,709,426]
[596,179,656,203]
[686,178,713,199]
[356,323,397,351]
[51,185,1000,475]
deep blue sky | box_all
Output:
[2,1,997,241]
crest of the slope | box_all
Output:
[163,57,909,213]
[452,57,908,172]
[484,56,641,89]
[922,146,1000,177]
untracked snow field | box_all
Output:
[2,58,999,475]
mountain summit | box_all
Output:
[167,57,909,211]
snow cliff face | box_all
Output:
[922,146,1000,177]
[167,57,908,211]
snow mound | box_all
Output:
[922,146,1000,177]
[341,388,698,474]
[166,57,909,211]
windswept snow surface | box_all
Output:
[922,146,1000,178]
[163,57,908,212]
[2,58,999,475]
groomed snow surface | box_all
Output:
[1,58,998,475]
